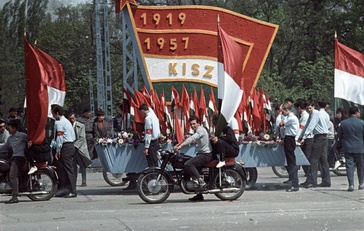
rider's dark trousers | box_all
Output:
[212,139,239,161]
[9,156,25,195]
[184,153,215,180]
[283,136,299,187]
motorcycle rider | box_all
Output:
[0,119,28,204]
[173,115,214,201]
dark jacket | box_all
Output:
[337,116,364,154]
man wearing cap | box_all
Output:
[139,104,160,167]
[77,108,95,159]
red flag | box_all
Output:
[171,86,180,112]
[199,85,207,124]
[142,86,152,108]
[132,89,145,123]
[122,88,131,114]
[216,25,244,135]
[180,85,190,132]
[174,111,184,143]
[24,38,48,144]
[34,46,66,117]
[160,90,172,131]
[334,39,364,108]
[192,87,199,117]
[208,87,217,115]
[151,89,162,121]
[252,88,262,134]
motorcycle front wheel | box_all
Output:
[214,169,246,201]
[28,170,57,201]
[137,172,171,204]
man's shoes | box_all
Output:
[359,185,364,190]
[55,188,69,197]
[286,186,299,192]
[63,193,77,198]
[216,161,226,168]
[28,166,38,175]
[304,183,316,188]
[299,181,311,186]
[80,183,87,187]
[317,183,331,187]
[348,185,354,192]
[283,180,291,184]
[188,194,204,201]
[5,196,19,204]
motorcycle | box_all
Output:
[136,149,247,204]
[0,159,58,201]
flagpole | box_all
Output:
[24,0,28,34]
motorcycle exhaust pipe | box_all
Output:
[205,187,241,194]
[18,191,50,196]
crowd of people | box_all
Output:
[0,98,363,203]
[274,98,364,192]
[0,103,130,203]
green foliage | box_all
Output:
[0,0,363,115]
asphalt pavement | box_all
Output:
[1,167,364,231]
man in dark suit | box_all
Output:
[337,106,364,191]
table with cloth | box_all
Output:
[95,143,309,174]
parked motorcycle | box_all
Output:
[0,159,57,201]
[137,150,247,204]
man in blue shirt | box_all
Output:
[139,104,160,167]
[280,103,300,191]
[301,99,331,188]
[51,105,77,198]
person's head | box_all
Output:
[317,99,327,109]
[336,107,346,119]
[51,104,64,121]
[284,98,294,106]
[349,106,360,117]
[0,119,6,133]
[294,100,306,115]
[212,113,219,126]
[68,112,76,125]
[305,100,315,113]
[273,104,281,115]
[95,109,105,121]
[83,108,91,118]
[8,107,17,117]
[281,103,292,116]
[188,115,201,131]
[7,119,19,135]
[325,102,331,110]
[17,107,23,116]
[138,104,149,116]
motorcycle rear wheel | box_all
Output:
[214,169,246,201]
[272,166,289,178]
[102,170,128,187]
[137,172,171,204]
[27,170,57,201]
